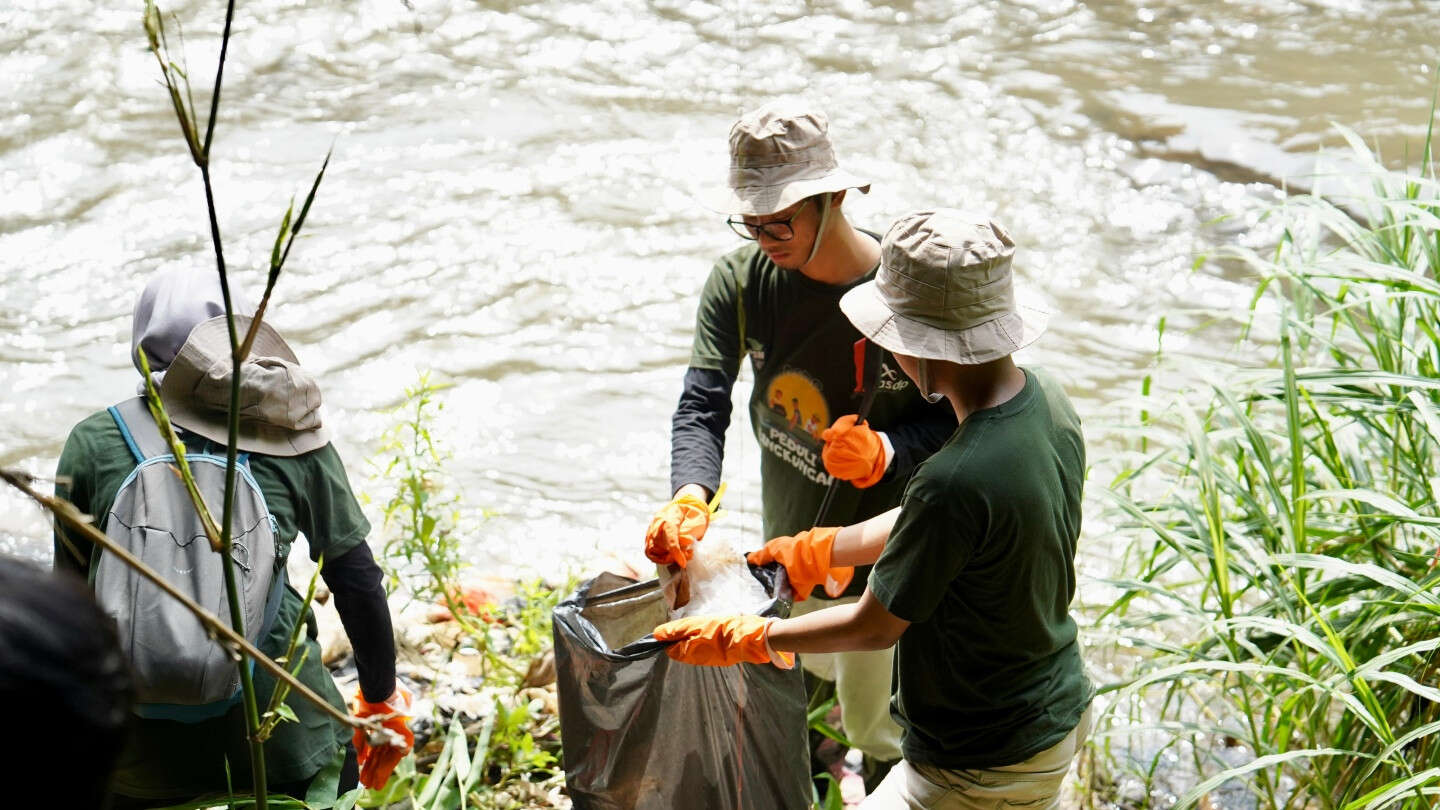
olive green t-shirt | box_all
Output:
[53,408,371,799]
[690,242,942,559]
[868,369,1093,769]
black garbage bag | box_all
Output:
[553,565,811,810]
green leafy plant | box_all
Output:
[485,695,561,789]
[355,695,564,809]
[375,372,477,629]
[811,773,844,810]
[1094,114,1440,810]
[806,694,854,749]
[400,715,493,810]
[502,578,566,663]
[364,378,569,807]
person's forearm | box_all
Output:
[670,367,734,497]
[768,603,880,652]
[767,589,907,653]
[830,507,900,567]
[323,543,397,703]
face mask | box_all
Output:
[916,358,945,404]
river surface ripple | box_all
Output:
[3,0,1437,594]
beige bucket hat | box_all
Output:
[839,210,1049,365]
[704,100,871,215]
[159,315,329,456]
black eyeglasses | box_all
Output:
[726,199,811,241]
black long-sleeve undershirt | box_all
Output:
[321,541,396,704]
[670,366,735,497]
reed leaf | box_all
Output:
[1174,748,1352,810]
[1341,770,1440,810]
[1273,553,1440,606]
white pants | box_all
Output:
[861,704,1094,810]
[790,595,904,761]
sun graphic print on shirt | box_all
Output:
[765,370,830,441]
[758,369,833,485]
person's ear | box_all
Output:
[830,189,847,208]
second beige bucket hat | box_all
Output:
[840,210,1049,365]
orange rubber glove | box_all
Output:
[351,685,414,790]
[644,492,710,568]
[746,526,853,601]
[821,414,887,488]
[653,614,794,669]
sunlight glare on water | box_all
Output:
[2,0,1436,587]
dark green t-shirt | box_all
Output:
[54,408,371,799]
[868,369,1093,769]
[690,242,941,554]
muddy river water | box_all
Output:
[3,0,1438,593]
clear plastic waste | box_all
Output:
[669,526,771,620]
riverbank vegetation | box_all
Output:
[353,373,567,810]
[1089,120,1440,809]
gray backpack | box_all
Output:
[95,397,284,722]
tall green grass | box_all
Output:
[1094,119,1440,810]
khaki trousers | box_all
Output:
[790,595,904,761]
[860,704,1093,810]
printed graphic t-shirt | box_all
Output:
[688,241,941,545]
[868,369,1094,769]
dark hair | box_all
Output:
[0,557,133,807]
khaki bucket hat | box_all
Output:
[159,315,329,457]
[839,210,1049,365]
[704,100,871,215]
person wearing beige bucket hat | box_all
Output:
[655,211,1094,809]
[839,210,1051,371]
[53,267,409,806]
[644,100,959,787]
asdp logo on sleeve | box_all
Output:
[877,360,911,392]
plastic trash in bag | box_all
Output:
[553,564,811,810]
[670,524,772,620]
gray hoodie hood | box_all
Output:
[132,267,254,377]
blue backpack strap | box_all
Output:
[108,400,147,464]
[110,397,177,460]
